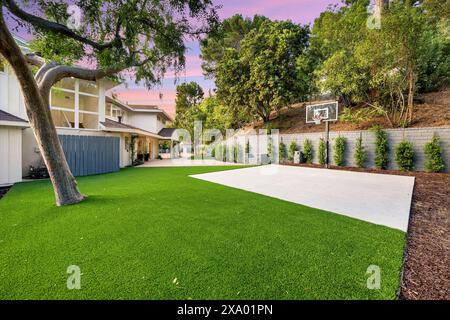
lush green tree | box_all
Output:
[312,0,448,127]
[216,20,310,124]
[198,96,233,131]
[361,1,427,127]
[311,0,370,105]
[200,14,268,77]
[419,0,450,24]
[175,82,204,115]
[0,0,217,205]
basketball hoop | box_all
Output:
[313,114,323,125]
[306,101,339,169]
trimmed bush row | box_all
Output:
[279,131,445,172]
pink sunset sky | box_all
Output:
[9,0,342,118]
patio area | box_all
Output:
[138,158,245,167]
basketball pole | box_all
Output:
[325,121,330,169]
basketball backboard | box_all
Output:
[306,102,339,124]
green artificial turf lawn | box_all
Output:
[0,166,405,300]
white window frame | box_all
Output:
[50,79,100,130]
[106,103,123,121]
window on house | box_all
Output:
[79,81,98,95]
[79,112,98,129]
[54,78,76,91]
[51,90,76,111]
[50,79,100,130]
[51,109,75,128]
[106,104,112,117]
[79,94,98,113]
[112,108,122,119]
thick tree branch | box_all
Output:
[4,0,119,51]
[25,53,45,67]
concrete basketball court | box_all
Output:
[191,165,415,231]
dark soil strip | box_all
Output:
[0,186,12,200]
[283,163,450,300]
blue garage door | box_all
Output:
[59,135,120,176]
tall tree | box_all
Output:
[173,81,205,137]
[0,0,218,205]
[174,82,205,115]
[200,14,268,77]
[215,20,310,124]
[311,0,370,105]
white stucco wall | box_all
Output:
[120,132,132,168]
[128,113,160,134]
[0,127,22,185]
[0,65,27,120]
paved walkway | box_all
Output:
[138,158,244,167]
[191,165,415,231]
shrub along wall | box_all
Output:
[278,127,450,172]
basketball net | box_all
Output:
[313,114,323,125]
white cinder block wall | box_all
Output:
[229,127,450,172]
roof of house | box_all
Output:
[100,118,169,140]
[128,104,159,111]
[128,104,173,122]
[158,128,177,138]
[106,97,173,122]
[0,110,28,127]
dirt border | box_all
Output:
[282,163,450,300]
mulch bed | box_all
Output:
[283,163,450,300]
[0,186,12,200]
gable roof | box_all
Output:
[100,118,168,139]
[106,97,173,122]
[128,104,159,111]
[0,110,29,127]
[158,128,176,138]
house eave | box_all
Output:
[0,120,29,128]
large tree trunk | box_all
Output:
[0,13,84,206]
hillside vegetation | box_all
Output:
[245,88,450,134]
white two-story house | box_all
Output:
[0,36,177,186]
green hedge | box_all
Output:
[371,126,389,170]
[279,142,287,162]
[354,136,367,168]
[395,141,415,171]
[303,139,313,164]
[424,134,445,173]
[288,141,297,162]
[333,136,346,167]
[318,138,326,166]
